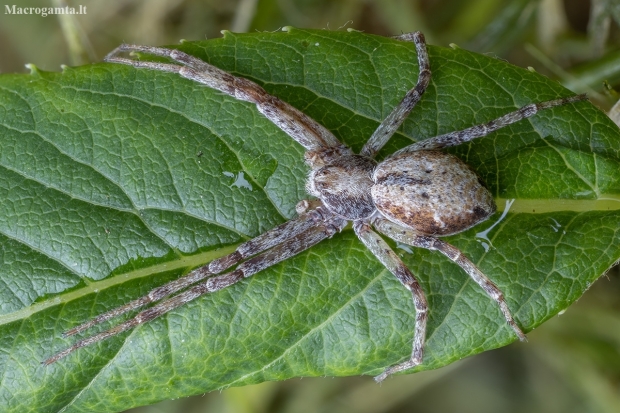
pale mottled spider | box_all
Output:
[44,32,586,382]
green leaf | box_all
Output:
[0,28,619,412]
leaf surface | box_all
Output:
[0,28,619,413]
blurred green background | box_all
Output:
[1,0,620,412]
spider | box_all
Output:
[43,32,587,382]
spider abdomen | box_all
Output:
[371,151,496,236]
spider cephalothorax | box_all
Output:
[44,31,586,382]
[307,154,377,220]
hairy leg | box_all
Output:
[44,215,347,365]
[360,32,431,158]
[353,221,428,382]
[104,45,346,155]
[393,94,587,154]
[62,207,331,337]
[372,218,526,341]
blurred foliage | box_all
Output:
[1,0,619,412]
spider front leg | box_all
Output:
[104,44,346,157]
[353,221,429,382]
[373,218,526,341]
[43,214,347,365]
[61,207,331,338]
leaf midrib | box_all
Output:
[0,244,238,326]
[1,196,618,329]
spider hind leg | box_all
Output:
[374,218,526,341]
[394,93,588,154]
[353,221,429,382]
[362,217,525,382]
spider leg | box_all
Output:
[104,45,344,153]
[360,32,431,158]
[353,221,428,383]
[393,93,588,154]
[373,218,526,341]
[43,215,347,365]
[63,206,331,338]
